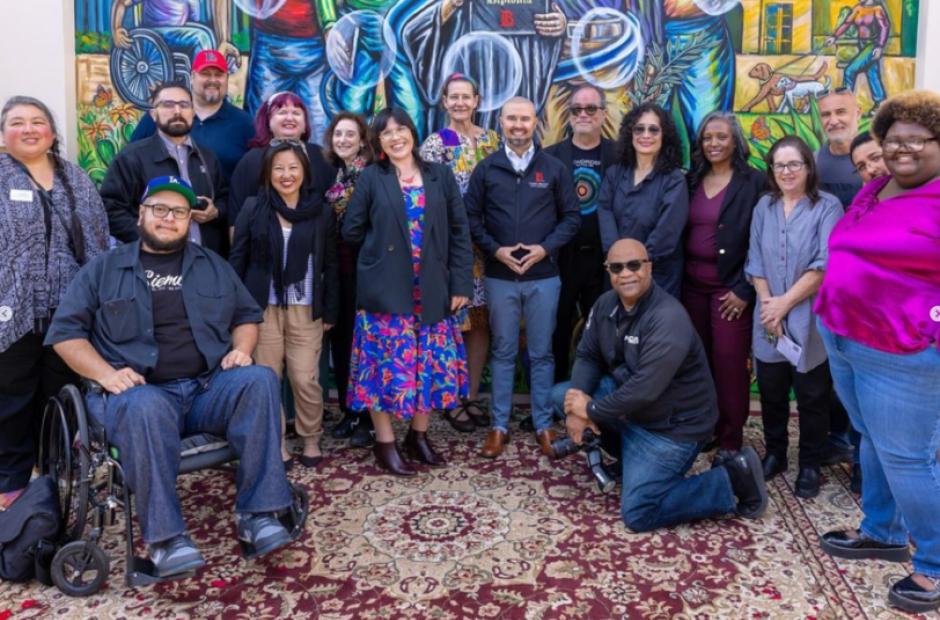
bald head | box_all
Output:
[500,97,537,154]
[501,96,536,117]
[606,238,653,308]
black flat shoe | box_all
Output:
[888,575,940,613]
[761,453,787,481]
[299,455,323,468]
[330,411,359,439]
[350,412,375,448]
[820,529,911,562]
[442,406,476,433]
[795,467,821,499]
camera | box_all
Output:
[193,197,209,211]
[551,428,617,494]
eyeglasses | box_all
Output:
[570,105,604,117]
[154,100,193,111]
[632,124,661,136]
[772,161,806,173]
[143,202,191,219]
[379,126,410,141]
[605,259,650,274]
[270,138,306,148]
[813,86,852,100]
[881,136,938,153]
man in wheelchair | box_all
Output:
[43,176,295,578]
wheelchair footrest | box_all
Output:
[126,556,197,587]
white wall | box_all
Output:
[916,0,940,93]
[0,0,77,158]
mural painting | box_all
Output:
[74,0,920,183]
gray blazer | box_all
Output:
[342,162,473,325]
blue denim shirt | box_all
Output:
[44,241,262,375]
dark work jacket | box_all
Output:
[597,165,689,297]
[685,166,768,304]
[229,196,340,325]
[100,134,230,256]
[228,143,335,228]
[464,147,580,281]
[44,241,261,376]
[571,285,718,444]
[341,162,473,326]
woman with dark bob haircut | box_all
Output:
[684,111,767,458]
[322,112,377,446]
[745,135,842,500]
[342,108,473,476]
[597,102,689,297]
[815,90,940,614]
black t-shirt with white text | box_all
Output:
[140,249,207,383]
[569,144,603,249]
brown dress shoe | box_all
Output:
[481,429,509,458]
[373,440,417,476]
[403,429,446,467]
[537,428,558,458]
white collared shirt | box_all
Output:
[505,143,535,173]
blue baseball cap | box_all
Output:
[141,175,197,208]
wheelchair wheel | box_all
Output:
[39,386,91,543]
[109,28,174,108]
[51,540,109,597]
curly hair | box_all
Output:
[687,111,751,191]
[871,90,940,141]
[615,102,682,172]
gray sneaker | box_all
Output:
[237,513,291,557]
[148,533,205,577]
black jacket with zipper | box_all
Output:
[228,196,340,325]
[464,147,580,281]
[571,284,717,444]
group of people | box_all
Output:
[0,48,938,612]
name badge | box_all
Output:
[10,188,33,202]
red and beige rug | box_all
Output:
[1,411,936,619]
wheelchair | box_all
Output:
[37,382,309,597]
[109,28,194,108]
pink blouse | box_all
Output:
[814,175,940,354]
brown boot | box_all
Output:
[481,429,509,458]
[373,440,417,476]
[403,429,446,467]
[537,429,558,458]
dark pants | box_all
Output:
[755,360,831,469]
[0,332,75,492]
[85,366,292,544]
[330,263,358,413]
[552,245,605,382]
[681,278,753,450]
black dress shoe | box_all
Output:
[349,412,375,448]
[821,443,854,466]
[330,411,359,439]
[722,447,768,519]
[795,467,821,499]
[850,464,862,495]
[282,457,294,472]
[888,575,940,613]
[820,529,911,562]
[299,455,323,468]
[518,415,535,432]
[761,453,788,481]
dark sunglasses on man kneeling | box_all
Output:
[604,259,651,274]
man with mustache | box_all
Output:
[130,50,255,180]
[101,82,230,256]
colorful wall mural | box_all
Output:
[74,0,920,183]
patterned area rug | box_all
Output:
[1,408,937,620]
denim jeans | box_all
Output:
[819,321,940,578]
[486,276,561,433]
[86,365,292,544]
[551,378,737,532]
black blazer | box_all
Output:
[229,196,340,325]
[686,165,768,303]
[342,162,473,325]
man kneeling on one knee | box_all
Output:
[44,176,295,577]
[553,239,768,532]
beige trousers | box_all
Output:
[254,305,324,441]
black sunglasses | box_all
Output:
[813,86,852,100]
[605,259,650,274]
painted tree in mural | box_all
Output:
[73,0,919,179]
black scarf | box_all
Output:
[261,187,323,307]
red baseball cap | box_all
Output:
[193,49,228,74]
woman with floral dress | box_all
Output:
[419,73,500,432]
[343,108,473,475]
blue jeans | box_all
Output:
[149,24,214,58]
[551,378,737,531]
[86,366,292,544]
[819,321,940,577]
[843,44,886,105]
[486,276,561,433]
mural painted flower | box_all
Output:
[81,118,111,142]
[108,103,137,124]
